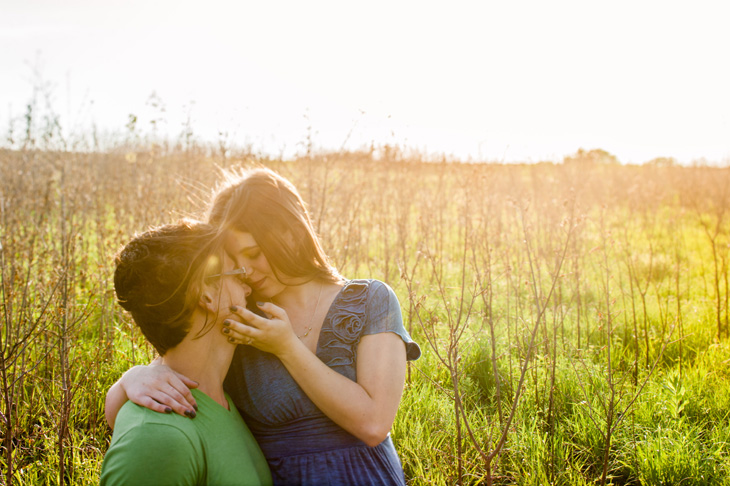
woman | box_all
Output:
[101,220,271,486]
[106,168,421,485]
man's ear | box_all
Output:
[199,286,218,313]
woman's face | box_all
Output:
[225,230,286,299]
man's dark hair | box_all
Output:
[114,220,221,355]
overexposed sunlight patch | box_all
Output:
[1,0,728,164]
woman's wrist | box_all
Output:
[276,336,312,365]
[119,364,149,394]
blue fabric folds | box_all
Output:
[318,280,421,375]
[224,279,420,486]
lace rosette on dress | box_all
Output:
[317,280,421,370]
[318,281,370,368]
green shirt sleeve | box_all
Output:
[100,423,203,486]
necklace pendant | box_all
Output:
[295,282,322,340]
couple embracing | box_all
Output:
[100,168,421,486]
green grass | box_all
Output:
[2,148,730,484]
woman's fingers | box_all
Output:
[134,395,189,416]
[152,367,198,412]
[123,365,198,417]
[226,334,253,346]
[229,306,269,329]
[158,385,198,418]
[133,396,174,415]
[169,370,199,413]
[172,370,200,390]
[163,382,198,417]
[128,381,198,418]
[223,318,259,345]
[256,301,287,321]
[225,304,298,355]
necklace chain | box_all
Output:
[298,282,323,339]
[274,282,323,340]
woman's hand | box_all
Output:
[223,302,407,447]
[105,364,199,428]
[224,302,299,357]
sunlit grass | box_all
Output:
[2,146,730,484]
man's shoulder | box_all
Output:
[114,401,199,442]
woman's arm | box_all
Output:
[105,380,130,429]
[105,365,200,429]
[226,303,407,447]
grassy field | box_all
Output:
[1,146,730,485]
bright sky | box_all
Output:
[2,0,729,164]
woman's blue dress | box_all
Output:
[224,279,421,486]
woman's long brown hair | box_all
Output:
[207,167,342,285]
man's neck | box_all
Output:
[161,315,234,409]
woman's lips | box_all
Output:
[249,277,266,290]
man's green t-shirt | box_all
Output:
[100,389,272,486]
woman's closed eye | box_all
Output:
[246,250,261,260]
